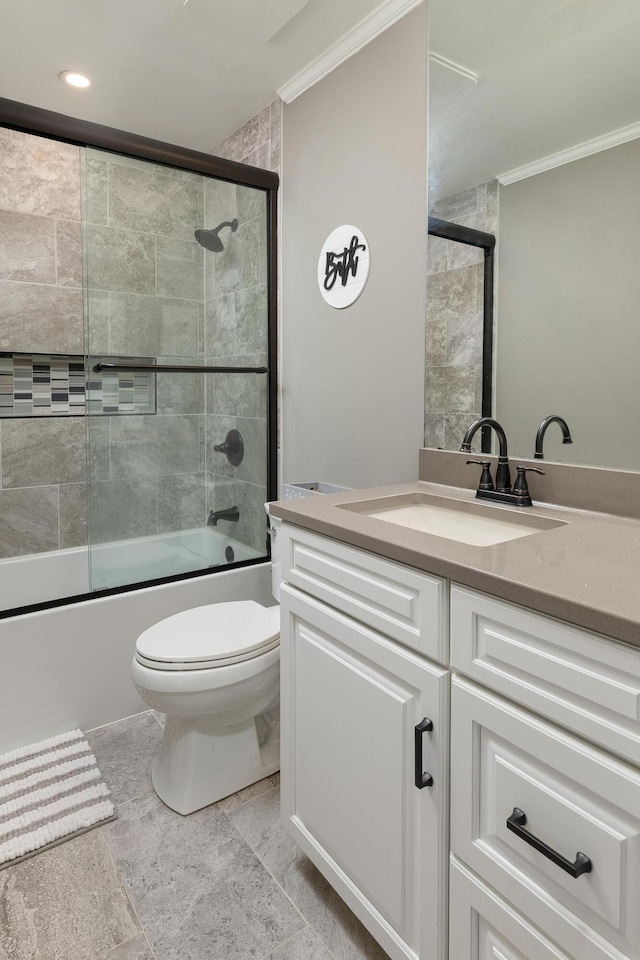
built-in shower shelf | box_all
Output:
[0,353,156,417]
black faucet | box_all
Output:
[534,415,573,460]
[207,506,240,526]
[460,417,545,507]
[460,417,511,492]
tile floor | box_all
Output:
[0,712,390,960]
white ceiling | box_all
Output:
[0,0,399,154]
[3,0,637,194]
[429,0,640,200]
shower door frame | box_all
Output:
[427,215,496,454]
[0,96,279,615]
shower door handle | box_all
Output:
[93,361,268,374]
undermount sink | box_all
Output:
[338,493,567,547]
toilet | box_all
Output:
[131,512,282,816]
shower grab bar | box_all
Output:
[92,362,268,375]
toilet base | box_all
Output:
[152,712,280,816]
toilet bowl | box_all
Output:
[132,509,282,815]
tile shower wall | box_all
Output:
[210,99,281,550]
[202,178,269,552]
[0,123,274,563]
[215,99,282,175]
[0,127,87,557]
[84,148,209,544]
[425,180,498,452]
[0,352,155,416]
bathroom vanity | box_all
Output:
[279,525,449,960]
[271,470,640,960]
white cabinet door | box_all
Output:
[280,583,449,960]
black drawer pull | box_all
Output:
[506,807,592,878]
[415,718,433,788]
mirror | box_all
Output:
[426,0,640,470]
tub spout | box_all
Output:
[208,506,240,526]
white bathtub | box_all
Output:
[0,546,90,612]
[0,543,274,754]
[90,528,262,592]
[0,528,262,612]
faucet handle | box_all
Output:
[514,464,545,484]
[466,460,494,491]
[513,465,545,503]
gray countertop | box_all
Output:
[269,481,640,648]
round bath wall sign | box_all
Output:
[317,224,370,309]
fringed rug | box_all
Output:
[0,728,116,869]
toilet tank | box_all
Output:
[265,504,282,601]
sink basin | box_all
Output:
[338,493,567,547]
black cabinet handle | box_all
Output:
[506,807,592,878]
[415,718,433,788]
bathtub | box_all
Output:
[0,527,263,612]
[90,528,263,592]
[0,534,274,754]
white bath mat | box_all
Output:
[0,729,116,869]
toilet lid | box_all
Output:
[135,601,280,670]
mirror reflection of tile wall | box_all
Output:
[425,179,498,455]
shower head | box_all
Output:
[194,218,239,252]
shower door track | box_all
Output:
[93,362,268,374]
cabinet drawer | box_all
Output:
[280,523,448,663]
[450,858,625,960]
[451,585,640,765]
[451,677,640,957]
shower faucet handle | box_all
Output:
[213,429,244,466]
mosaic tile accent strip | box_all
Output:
[0,354,156,417]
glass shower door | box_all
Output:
[83,147,271,592]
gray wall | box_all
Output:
[496,137,640,469]
[281,5,428,490]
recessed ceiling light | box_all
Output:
[60,71,91,89]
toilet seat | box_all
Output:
[134,600,280,671]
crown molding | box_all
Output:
[428,52,477,86]
[278,0,425,103]
[498,121,640,185]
